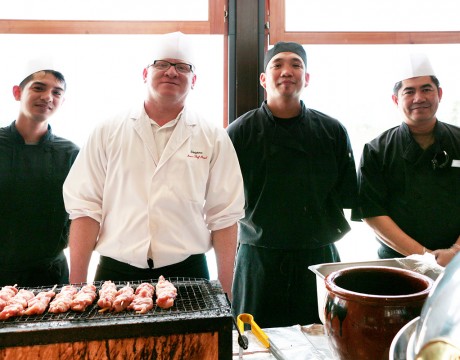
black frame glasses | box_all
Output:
[432,150,450,170]
[150,60,194,74]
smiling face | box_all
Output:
[143,57,197,107]
[260,52,309,101]
[392,76,442,128]
[14,71,66,124]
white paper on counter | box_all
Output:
[232,324,335,360]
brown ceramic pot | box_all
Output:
[324,266,432,360]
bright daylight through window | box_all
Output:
[0,34,224,147]
[286,0,459,31]
[2,0,460,277]
[0,0,208,21]
[283,0,460,262]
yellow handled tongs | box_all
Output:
[237,313,287,360]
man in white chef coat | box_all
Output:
[63,32,244,298]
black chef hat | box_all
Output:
[263,41,307,70]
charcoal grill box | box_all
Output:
[0,278,232,360]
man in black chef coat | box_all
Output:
[352,53,460,267]
[0,58,79,287]
[228,42,358,327]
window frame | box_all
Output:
[4,0,459,128]
[269,0,460,44]
[0,0,230,125]
[0,0,226,34]
[267,0,460,262]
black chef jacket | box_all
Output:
[353,120,460,253]
[227,101,358,249]
[0,121,79,272]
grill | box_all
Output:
[1,277,226,325]
[0,278,232,360]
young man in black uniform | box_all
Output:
[228,42,358,327]
[0,59,79,287]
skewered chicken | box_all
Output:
[155,276,177,309]
[23,288,56,316]
[112,284,134,313]
[128,283,155,314]
[0,289,34,320]
[48,285,78,313]
[0,277,179,318]
[0,286,18,311]
[97,281,118,312]
[70,284,97,312]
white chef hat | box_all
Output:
[17,56,63,84]
[393,52,436,84]
[149,31,196,69]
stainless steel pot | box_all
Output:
[390,253,460,359]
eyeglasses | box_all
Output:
[150,60,194,74]
[432,150,450,170]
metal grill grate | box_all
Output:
[0,277,226,325]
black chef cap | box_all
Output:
[263,41,307,70]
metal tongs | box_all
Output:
[236,313,287,360]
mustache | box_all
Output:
[410,103,431,110]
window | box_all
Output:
[0,34,224,147]
[0,0,209,21]
[0,0,227,145]
[0,0,226,281]
[270,0,460,44]
[269,0,460,261]
[286,0,459,32]
[302,44,460,262]
[303,44,460,158]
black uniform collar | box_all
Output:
[261,100,307,123]
[10,120,53,145]
[400,120,446,164]
[261,101,309,154]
